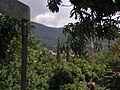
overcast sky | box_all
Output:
[19,0,76,27]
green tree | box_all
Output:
[0,15,42,89]
[94,38,120,90]
[0,15,20,59]
[47,0,120,57]
[56,37,61,62]
[48,62,86,90]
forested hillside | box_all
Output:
[31,22,66,52]
[31,22,114,52]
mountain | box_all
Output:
[31,22,66,52]
[31,22,114,52]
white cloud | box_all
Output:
[57,17,76,27]
[36,13,55,20]
[34,11,76,27]
[19,0,76,27]
[34,12,57,27]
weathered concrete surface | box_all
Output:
[0,0,30,20]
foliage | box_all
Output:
[48,62,85,90]
[66,43,70,61]
[56,37,61,62]
[47,0,62,12]
[60,83,85,90]
[70,59,108,88]
[0,15,42,89]
[0,15,20,59]
[1,15,120,90]
[95,38,120,90]
[47,0,120,57]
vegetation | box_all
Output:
[56,37,61,62]
[47,0,120,57]
[32,22,66,52]
[0,0,120,89]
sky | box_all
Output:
[19,0,76,27]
